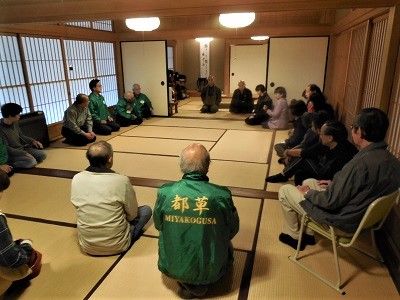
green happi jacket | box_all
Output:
[88,92,110,123]
[154,172,239,285]
[133,93,152,118]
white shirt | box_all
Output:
[71,170,138,255]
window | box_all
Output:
[92,21,113,32]
[0,35,30,113]
[64,40,95,99]
[66,20,113,32]
[94,42,118,106]
[22,36,69,124]
[167,46,174,70]
[65,21,91,29]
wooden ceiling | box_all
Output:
[0,0,397,39]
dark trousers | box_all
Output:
[93,120,120,135]
[62,126,96,146]
[245,114,268,125]
[229,102,253,114]
[283,157,323,185]
[274,143,288,157]
[201,104,219,113]
[141,106,152,119]
[115,114,143,127]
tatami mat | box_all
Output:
[143,117,266,131]
[107,136,215,156]
[5,219,119,300]
[210,130,272,163]
[50,125,136,149]
[90,237,247,299]
[121,125,225,141]
[175,109,251,120]
[2,174,76,224]
[266,129,294,193]
[208,160,268,189]
[36,148,268,189]
[248,200,399,299]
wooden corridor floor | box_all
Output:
[0,108,398,299]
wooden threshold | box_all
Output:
[18,168,277,200]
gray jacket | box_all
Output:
[62,104,93,135]
[300,141,400,233]
[0,120,35,157]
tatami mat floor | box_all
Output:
[1,112,398,299]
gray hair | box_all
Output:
[179,143,211,174]
[86,141,113,167]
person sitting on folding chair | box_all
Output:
[278,107,400,250]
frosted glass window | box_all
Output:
[22,36,69,124]
[66,20,113,32]
[95,42,118,106]
[66,21,91,28]
[92,20,113,32]
[64,40,95,98]
[0,35,29,113]
[167,47,174,70]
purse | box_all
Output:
[25,249,42,280]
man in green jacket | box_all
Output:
[88,79,120,135]
[133,83,154,119]
[114,91,143,127]
[154,143,239,299]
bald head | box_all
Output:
[124,91,134,102]
[86,141,113,168]
[180,143,210,174]
[238,80,246,92]
[208,75,215,87]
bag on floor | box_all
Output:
[25,249,42,280]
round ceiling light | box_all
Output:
[125,17,160,31]
[219,12,255,28]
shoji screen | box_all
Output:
[361,15,389,108]
[94,42,118,107]
[342,24,367,127]
[64,40,95,100]
[0,35,29,113]
[22,36,69,124]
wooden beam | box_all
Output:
[0,0,396,25]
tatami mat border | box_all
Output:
[117,134,223,142]
[4,213,76,228]
[83,251,128,300]
[263,130,277,190]
[18,168,278,200]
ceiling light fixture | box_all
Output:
[219,12,255,28]
[125,17,160,31]
[195,37,214,43]
[251,36,269,41]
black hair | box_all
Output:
[0,170,10,192]
[353,108,389,142]
[255,84,266,93]
[290,100,307,117]
[323,120,348,143]
[312,111,330,130]
[301,112,315,128]
[89,79,100,91]
[307,84,323,96]
[1,103,23,118]
[274,86,286,98]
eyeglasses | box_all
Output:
[350,124,359,130]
